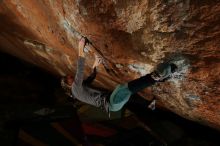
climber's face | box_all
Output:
[66,75,74,86]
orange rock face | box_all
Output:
[0,0,220,129]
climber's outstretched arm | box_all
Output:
[83,48,104,84]
[74,38,86,86]
[83,67,97,85]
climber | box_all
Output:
[61,37,110,112]
[61,37,177,114]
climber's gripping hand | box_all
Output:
[83,37,92,53]
[78,37,86,57]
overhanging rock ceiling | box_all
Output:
[0,0,220,129]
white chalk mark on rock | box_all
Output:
[128,63,153,76]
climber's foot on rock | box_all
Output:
[151,62,178,81]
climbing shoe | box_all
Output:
[151,62,177,81]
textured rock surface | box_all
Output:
[0,0,220,129]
